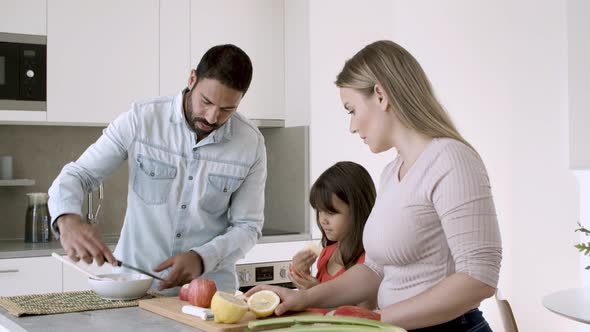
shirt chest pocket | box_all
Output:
[133,154,177,205]
[200,173,244,215]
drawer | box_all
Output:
[0,257,62,296]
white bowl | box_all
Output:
[88,273,153,300]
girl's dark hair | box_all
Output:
[195,44,253,94]
[309,161,376,270]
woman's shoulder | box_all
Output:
[430,137,484,169]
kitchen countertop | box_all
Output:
[0,306,200,332]
[0,236,118,259]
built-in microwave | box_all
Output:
[0,32,46,111]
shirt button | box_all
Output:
[192,147,197,152]
[150,172,155,177]
[176,233,182,238]
[188,176,193,180]
[181,204,187,209]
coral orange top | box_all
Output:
[316,243,365,283]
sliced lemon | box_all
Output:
[234,289,247,303]
[247,290,280,318]
[211,291,249,324]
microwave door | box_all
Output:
[0,42,19,99]
[19,44,46,101]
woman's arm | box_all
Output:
[246,263,380,315]
[380,273,494,329]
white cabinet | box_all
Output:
[160,0,191,97]
[46,0,159,125]
[0,0,47,36]
[62,260,113,292]
[190,0,285,121]
[0,257,62,297]
[284,0,310,127]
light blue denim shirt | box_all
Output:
[48,90,267,292]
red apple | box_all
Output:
[188,278,217,308]
[179,283,190,301]
[332,306,381,321]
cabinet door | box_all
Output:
[190,0,284,121]
[0,257,62,296]
[160,0,191,97]
[46,0,159,125]
[62,259,114,292]
[0,0,47,36]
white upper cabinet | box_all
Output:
[160,0,191,97]
[0,0,47,36]
[190,0,285,121]
[46,0,159,125]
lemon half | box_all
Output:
[247,290,280,318]
[211,291,249,324]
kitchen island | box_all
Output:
[0,306,201,332]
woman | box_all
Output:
[246,40,502,331]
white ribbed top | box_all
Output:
[363,138,502,309]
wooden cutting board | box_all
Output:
[139,297,317,332]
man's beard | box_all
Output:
[184,89,220,138]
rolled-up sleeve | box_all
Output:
[192,134,267,274]
[48,106,138,234]
[432,145,502,288]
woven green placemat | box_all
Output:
[0,291,154,317]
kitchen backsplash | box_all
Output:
[0,125,128,240]
[0,124,309,241]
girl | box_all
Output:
[289,162,376,301]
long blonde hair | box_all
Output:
[335,40,473,151]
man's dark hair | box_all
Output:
[195,44,253,95]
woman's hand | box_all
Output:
[291,250,318,275]
[245,285,308,315]
[288,269,320,290]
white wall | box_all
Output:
[568,0,590,169]
[309,0,581,330]
[308,0,395,239]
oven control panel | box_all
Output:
[236,260,292,288]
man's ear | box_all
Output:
[374,84,389,111]
[188,69,197,91]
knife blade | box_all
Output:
[116,260,165,281]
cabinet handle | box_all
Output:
[0,269,19,273]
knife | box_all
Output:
[116,260,165,281]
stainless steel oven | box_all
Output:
[0,32,46,111]
[236,260,295,292]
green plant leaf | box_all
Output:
[575,222,590,235]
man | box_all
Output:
[48,44,266,293]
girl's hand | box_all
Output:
[288,270,320,290]
[292,250,318,275]
[245,285,307,315]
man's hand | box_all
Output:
[57,214,117,266]
[154,251,204,290]
[291,250,318,275]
